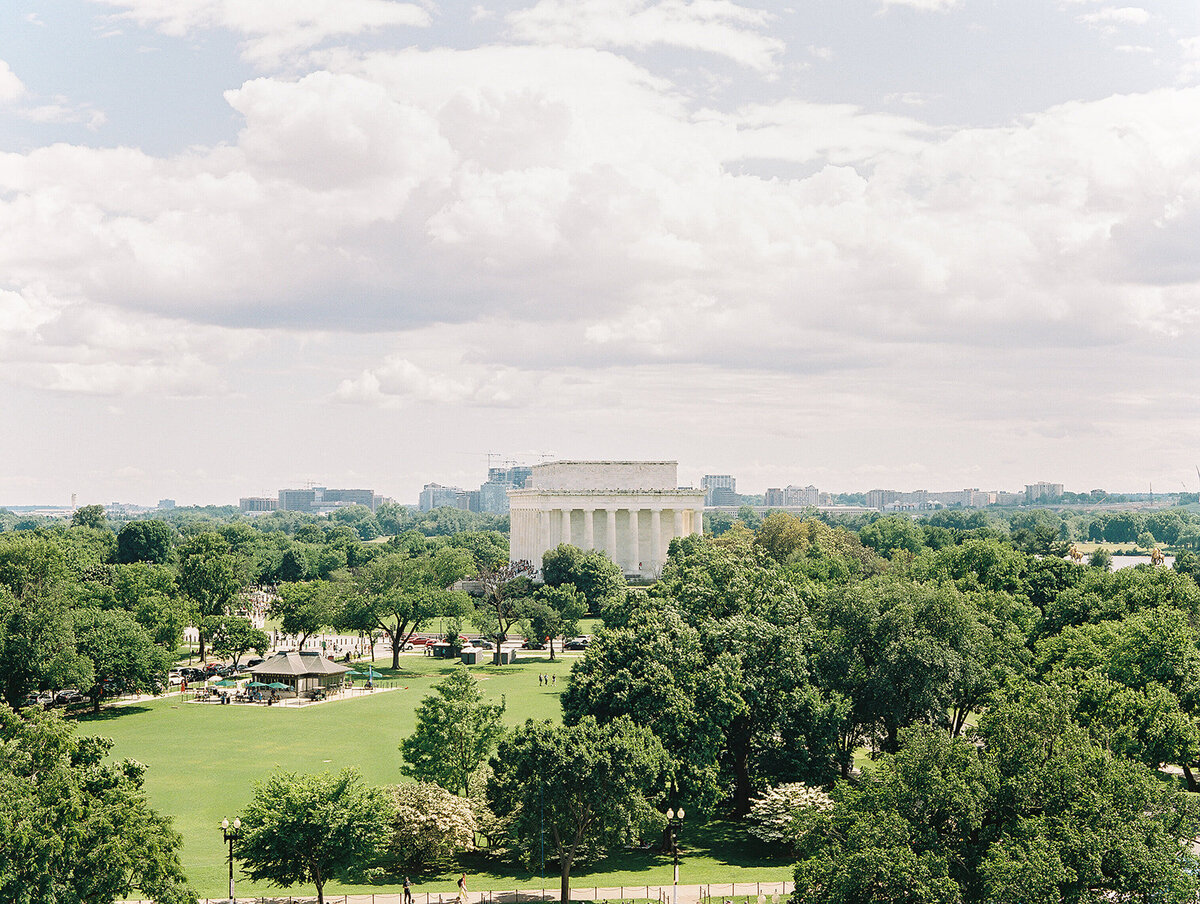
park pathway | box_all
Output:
[121,880,792,904]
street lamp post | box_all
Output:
[221,817,242,903]
[666,807,684,904]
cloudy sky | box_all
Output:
[2,0,1199,506]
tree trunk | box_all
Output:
[729,721,753,816]
[548,638,556,661]
[390,623,401,669]
[1184,762,1199,792]
[198,630,206,663]
[560,859,572,903]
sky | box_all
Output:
[2,0,1200,506]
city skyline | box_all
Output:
[2,2,1199,505]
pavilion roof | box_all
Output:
[248,651,351,678]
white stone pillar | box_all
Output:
[583,507,595,550]
[628,508,640,574]
[540,509,552,561]
[692,509,704,536]
[606,509,618,560]
[651,507,663,572]
[561,508,572,547]
[673,509,683,544]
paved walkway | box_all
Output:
[123,880,792,904]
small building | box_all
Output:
[248,651,351,695]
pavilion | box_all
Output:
[247,651,351,696]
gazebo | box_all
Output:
[248,651,351,697]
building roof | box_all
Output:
[248,651,352,678]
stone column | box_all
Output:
[606,509,618,560]
[692,509,704,536]
[560,508,572,547]
[583,507,595,550]
[650,508,662,572]
[628,508,640,574]
[673,509,683,544]
[539,509,552,561]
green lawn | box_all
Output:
[76,654,789,898]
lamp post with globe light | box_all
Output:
[220,817,242,903]
[666,806,684,904]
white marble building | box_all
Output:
[508,461,705,578]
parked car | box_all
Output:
[23,690,55,707]
[54,689,86,706]
[521,640,546,650]
[245,657,264,668]
[563,638,590,651]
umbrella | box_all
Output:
[363,669,384,679]
[268,682,290,690]
[344,669,363,677]
[247,681,270,688]
[213,679,239,688]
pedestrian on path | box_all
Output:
[404,876,414,904]
[457,872,468,904]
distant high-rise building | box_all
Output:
[276,486,378,513]
[1025,482,1064,503]
[157,498,176,510]
[702,474,737,506]
[240,497,278,513]
[765,485,820,507]
[419,483,462,512]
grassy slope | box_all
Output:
[78,654,789,897]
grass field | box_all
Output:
[76,654,789,898]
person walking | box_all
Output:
[456,872,468,904]
[403,876,414,904]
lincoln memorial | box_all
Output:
[508,461,705,579]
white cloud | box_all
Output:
[877,0,961,11]
[2,44,1199,413]
[0,61,25,104]
[507,0,784,72]
[90,0,431,67]
[1078,6,1150,31]
[1181,35,1200,84]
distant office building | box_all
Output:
[1025,482,1064,503]
[277,487,379,514]
[240,497,278,513]
[419,483,462,512]
[476,465,534,514]
[489,465,532,488]
[157,498,176,510]
[702,474,737,506]
[765,485,820,507]
[279,488,317,513]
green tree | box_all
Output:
[0,705,196,904]
[116,520,174,564]
[0,587,92,708]
[111,562,190,649]
[400,669,506,797]
[519,584,586,660]
[542,545,626,613]
[207,616,270,668]
[272,580,342,649]
[176,532,243,661]
[74,607,170,712]
[70,504,108,531]
[488,716,668,903]
[278,546,310,582]
[793,686,1200,904]
[476,559,538,664]
[343,549,474,669]
[237,768,391,904]
[858,516,925,558]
